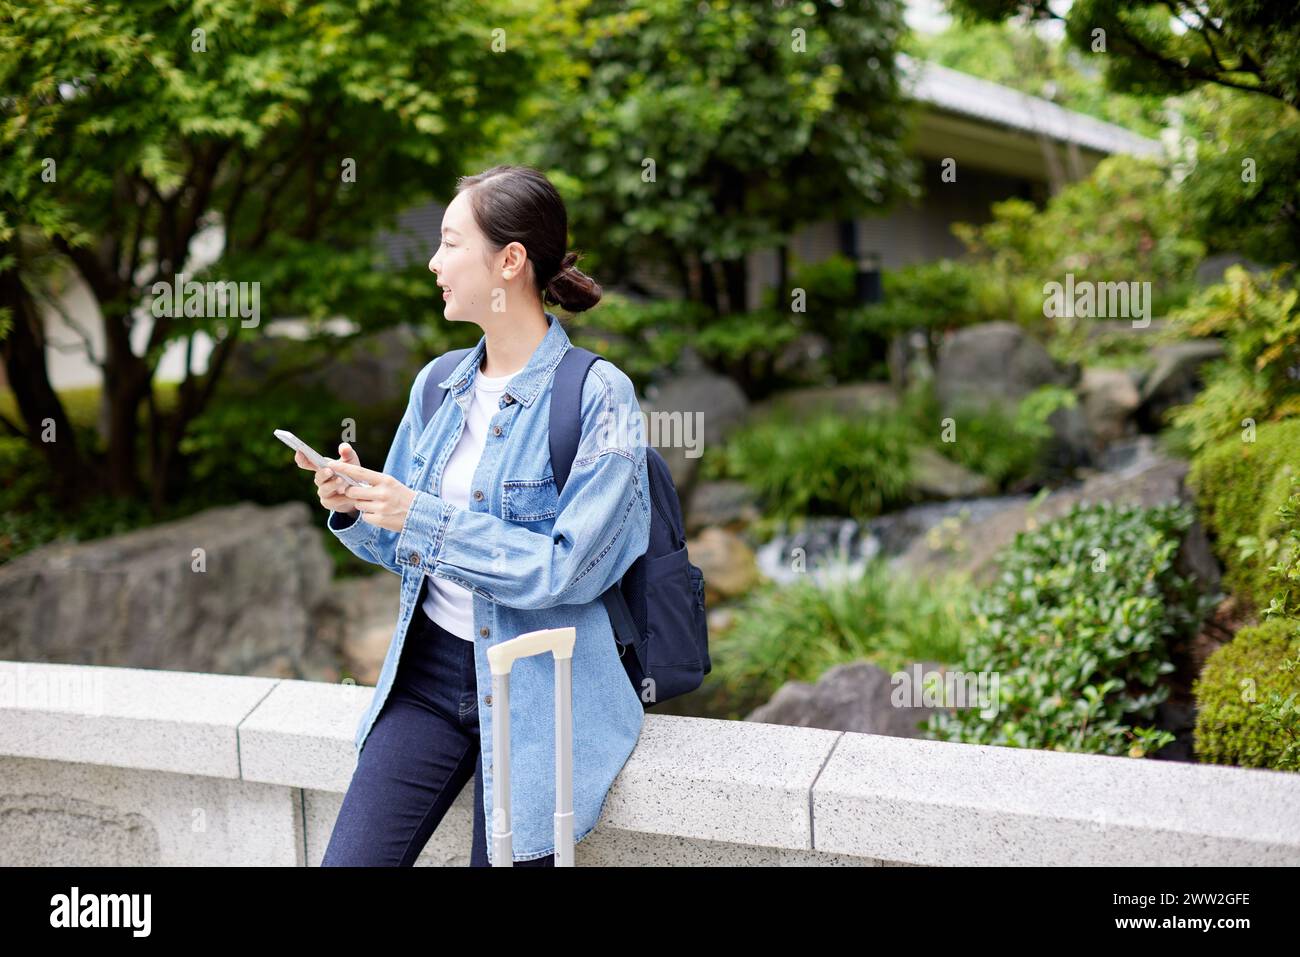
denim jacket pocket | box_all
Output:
[502,474,560,523]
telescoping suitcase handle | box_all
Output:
[486,626,576,867]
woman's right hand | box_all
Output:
[297,442,362,514]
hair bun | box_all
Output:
[556,251,579,275]
[543,250,602,313]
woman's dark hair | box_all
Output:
[454,164,602,313]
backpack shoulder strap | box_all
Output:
[419,347,475,431]
[549,345,604,495]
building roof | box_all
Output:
[898,52,1163,158]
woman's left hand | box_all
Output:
[324,460,417,532]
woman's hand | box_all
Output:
[325,458,418,533]
[296,442,362,515]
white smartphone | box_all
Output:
[274,429,370,487]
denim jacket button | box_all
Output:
[473,489,484,501]
[485,695,492,706]
[480,626,489,637]
[410,553,421,566]
[492,425,502,436]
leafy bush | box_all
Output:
[699,405,916,520]
[848,259,993,339]
[1193,470,1300,772]
[953,154,1204,339]
[709,557,977,713]
[568,294,709,394]
[925,501,1213,757]
[1193,617,1300,771]
[1168,264,1300,452]
[902,380,1077,489]
[1187,418,1300,612]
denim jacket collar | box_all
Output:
[436,310,570,409]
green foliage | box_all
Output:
[945,0,1300,108]
[699,406,916,521]
[1168,264,1300,452]
[691,306,808,386]
[1193,618,1300,771]
[709,558,977,711]
[925,501,1212,757]
[953,154,1205,340]
[0,0,540,507]
[903,380,1076,489]
[1193,469,1300,772]
[518,0,920,308]
[1174,85,1300,265]
[849,259,992,339]
[1189,418,1300,613]
[547,293,708,397]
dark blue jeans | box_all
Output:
[321,601,554,867]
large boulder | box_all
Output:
[685,480,762,536]
[896,437,1221,590]
[224,323,425,409]
[935,321,1073,412]
[642,349,749,497]
[0,501,341,680]
[909,446,995,500]
[749,381,897,422]
[1137,339,1226,430]
[746,660,951,737]
[687,527,761,605]
[1079,367,1141,452]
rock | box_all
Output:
[687,527,761,604]
[685,480,762,536]
[1080,367,1141,451]
[773,331,834,385]
[0,501,340,679]
[935,321,1072,412]
[642,367,749,498]
[745,660,952,737]
[895,438,1222,589]
[887,328,935,392]
[1045,401,1093,470]
[909,446,995,500]
[1137,339,1225,429]
[1195,252,1270,286]
[225,323,425,409]
[325,573,403,687]
[749,381,897,423]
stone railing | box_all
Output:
[2,660,1298,865]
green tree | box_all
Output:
[0,0,542,509]
[1172,84,1300,265]
[946,0,1300,109]
[514,0,921,317]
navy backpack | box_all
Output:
[420,344,711,709]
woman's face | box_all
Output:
[428,190,529,321]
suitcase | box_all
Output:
[486,626,576,867]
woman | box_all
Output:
[304,165,651,866]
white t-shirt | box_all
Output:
[421,360,518,639]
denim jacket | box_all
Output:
[326,311,650,862]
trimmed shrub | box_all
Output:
[1193,617,1300,771]
[925,500,1212,757]
[1187,418,1300,612]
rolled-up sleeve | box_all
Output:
[395,362,651,609]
